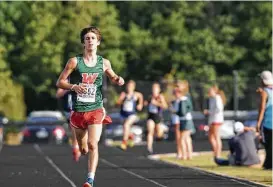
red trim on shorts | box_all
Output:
[70,108,112,129]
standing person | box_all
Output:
[204,85,226,160]
[56,26,124,187]
[256,70,272,170]
[0,112,8,152]
[0,115,4,152]
[116,80,143,150]
[174,80,195,160]
[56,80,81,162]
[145,83,168,154]
[0,123,2,152]
[170,84,182,158]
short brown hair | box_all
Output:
[80,26,102,43]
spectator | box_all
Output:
[256,70,272,170]
[170,86,182,159]
[215,122,261,168]
[204,85,226,159]
[174,80,195,160]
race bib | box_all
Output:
[148,104,158,114]
[123,100,134,112]
[77,83,97,103]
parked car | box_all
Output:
[104,122,144,143]
[28,110,66,121]
[27,110,70,132]
[103,112,144,144]
[22,111,69,144]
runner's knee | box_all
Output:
[87,141,98,151]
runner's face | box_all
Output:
[126,82,135,92]
[152,84,160,95]
[84,32,100,51]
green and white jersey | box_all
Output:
[70,54,104,112]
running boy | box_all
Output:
[56,26,124,187]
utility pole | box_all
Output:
[233,70,239,121]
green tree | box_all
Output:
[1,1,126,114]
[0,2,26,119]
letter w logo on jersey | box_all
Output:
[81,73,98,84]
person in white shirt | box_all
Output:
[204,85,226,159]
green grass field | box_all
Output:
[160,151,272,186]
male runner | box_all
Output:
[56,26,124,187]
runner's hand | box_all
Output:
[116,76,124,86]
[74,85,86,94]
[136,104,142,111]
[151,99,159,106]
[256,126,260,133]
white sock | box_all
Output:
[87,172,95,180]
[73,144,79,149]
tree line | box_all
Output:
[0,1,271,119]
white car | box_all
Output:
[199,120,236,139]
[28,111,66,121]
[219,120,235,139]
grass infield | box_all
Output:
[160,151,272,186]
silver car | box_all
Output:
[104,113,144,144]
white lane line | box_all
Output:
[100,158,167,187]
[33,144,77,187]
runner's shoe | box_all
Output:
[120,142,127,151]
[128,139,134,148]
[72,147,81,162]
[83,178,94,187]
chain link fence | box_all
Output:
[103,75,261,114]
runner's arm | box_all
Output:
[136,92,144,111]
[103,58,124,86]
[56,58,85,94]
[159,94,168,109]
[152,94,168,109]
[116,92,126,106]
[256,89,267,132]
[56,88,69,98]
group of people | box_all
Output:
[116,81,168,154]
[210,70,272,171]
[116,79,197,159]
[55,26,272,187]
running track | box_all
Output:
[0,141,268,187]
